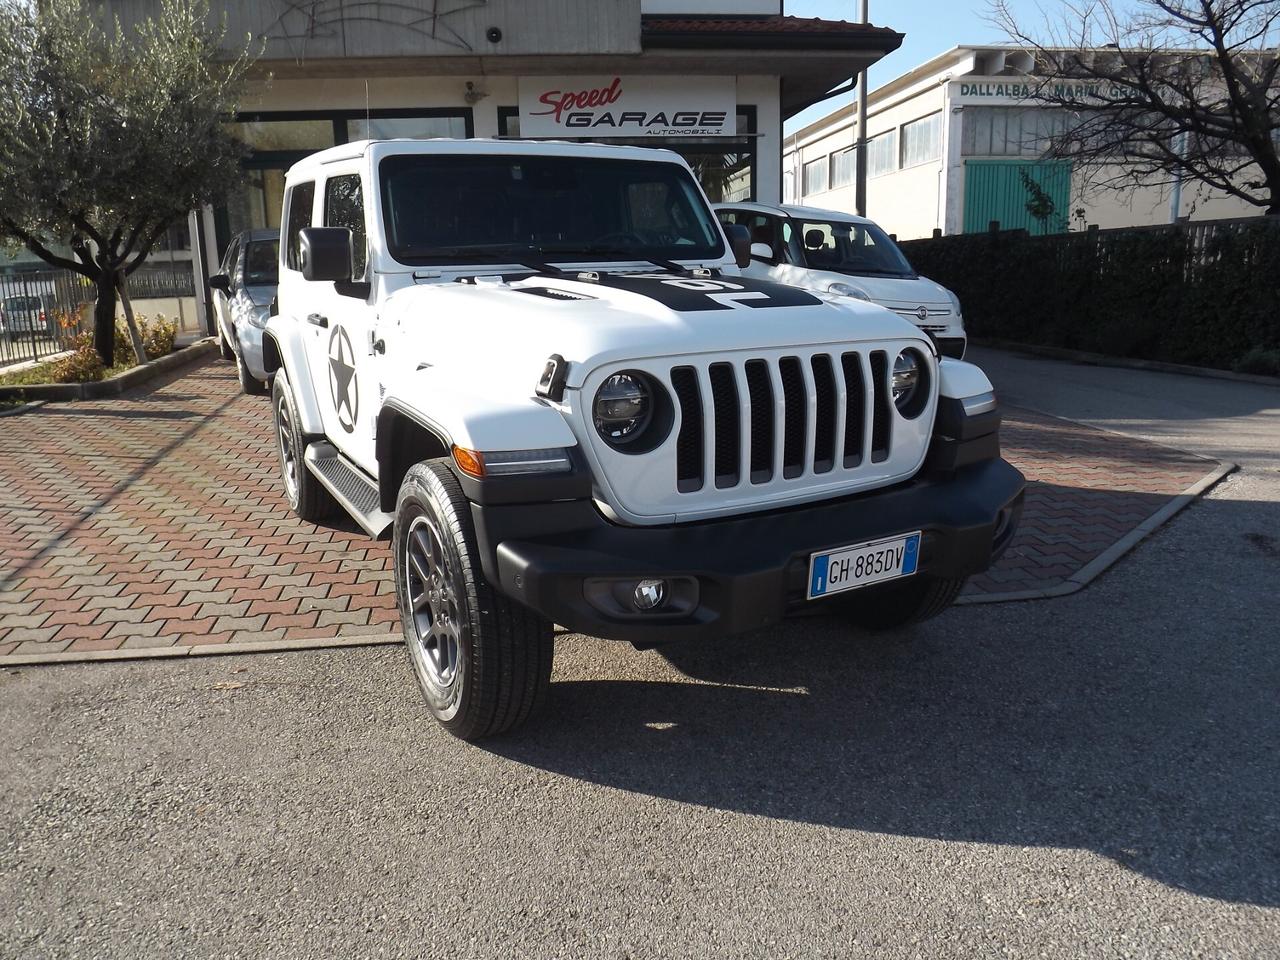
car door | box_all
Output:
[303,169,380,474]
[213,236,240,344]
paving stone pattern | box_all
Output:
[964,408,1218,597]
[0,361,1219,658]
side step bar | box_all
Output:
[303,443,394,539]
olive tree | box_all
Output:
[0,0,255,364]
[990,0,1280,216]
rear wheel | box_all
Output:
[271,371,334,522]
[836,576,967,631]
[394,461,554,741]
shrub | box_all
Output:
[142,313,177,359]
[1236,347,1280,376]
[50,333,106,383]
[899,218,1280,374]
[112,312,179,365]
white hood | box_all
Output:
[380,271,930,392]
[799,269,954,309]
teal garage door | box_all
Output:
[963,159,1072,235]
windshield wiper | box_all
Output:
[396,244,566,275]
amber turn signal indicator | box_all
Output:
[451,445,485,478]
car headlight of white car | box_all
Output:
[828,281,869,301]
[247,305,270,330]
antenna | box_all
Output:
[365,79,370,134]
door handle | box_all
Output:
[372,338,385,355]
[307,313,328,328]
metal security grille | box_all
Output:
[671,350,895,495]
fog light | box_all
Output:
[633,579,668,611]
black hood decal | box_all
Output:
[582,272,822,312]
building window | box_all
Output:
[829,146,857,188]
[803,157,828,195]
[324,174,368,279]
[901,113,942,167]
[283,181,314,272]
[347,115,468,141]
[867,131,897,177]
[962,106,1069,157]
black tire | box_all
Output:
[836,576,967,631]
[238,351,267,395]
[393,461,554,741]
[271,371,334,522]
[218,328,235,361]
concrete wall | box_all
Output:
[642,0,780,11]
[98,0,641,59]
[117,298,203,337]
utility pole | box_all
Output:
[854,0,869,217]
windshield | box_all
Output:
[379,154,725,266]
[790,219,916,278]
[243,240,279,286]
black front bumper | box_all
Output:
[469,457,1025,645]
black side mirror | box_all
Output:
[299,227,353,283]
[208,273,231,294]
[726,224,752,269]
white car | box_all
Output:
[262,139,1023,740]
[210,228,278,395]
[714,202,968,359]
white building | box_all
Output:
[783,45,1262,240]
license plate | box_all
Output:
[808,531,921,599]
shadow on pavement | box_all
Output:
[490,496,1280,908]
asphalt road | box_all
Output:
[3,351,1279,959]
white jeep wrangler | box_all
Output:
[263,139,1024,741]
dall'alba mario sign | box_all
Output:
[518,76,736,138]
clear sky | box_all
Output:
[782,0,1051,131]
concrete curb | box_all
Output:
[2,632,402,668]
[0,339,218,403]
[0,399,48,418]
[957,459,1238,605]
[975,338,1280,387]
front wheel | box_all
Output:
[393,461,553,741]
[218,327,235,361]
[835,576,967,632]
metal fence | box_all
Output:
[0,267,197,369]
[0,270,93,368]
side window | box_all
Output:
[220,237,240,278]
[324,174,368,279]
[780,221,803,265]
[747,214,779,262]
[284,181,315,272]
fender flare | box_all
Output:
[262,322,326,436]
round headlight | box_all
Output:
[892,351,920,405]
[892,349,930,418]
[595,372,652,444]
[828,282,869,301]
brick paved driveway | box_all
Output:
[0,360,1224,660]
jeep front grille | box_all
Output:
[670,350,898,495]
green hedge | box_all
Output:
[899,218,1280,375]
